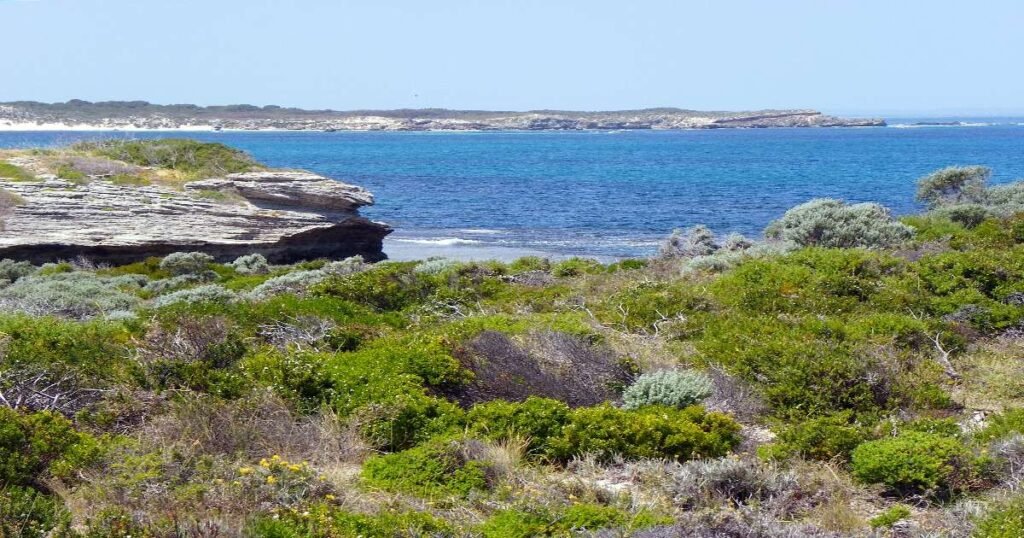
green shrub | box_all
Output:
[55,163,87,181]
[974,497,1024,538]
[0,486,69,538]
[850,431,974,495]
[479,505,666,537]
[869,504,911,529]
[314,262,434,310]
[0,408,101,487]
[466,397,570,455]
[0,162,35,181]
[762,412,869,461]
[75,139,258,179]
[764,198,914,249]
[548,404,741,463]
[551,257,604,277]
[362,437,490,498]
[0,314,132,380]
[696,315,881,419]
[622,369,713,410]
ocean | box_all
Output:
[2,122,1023,259]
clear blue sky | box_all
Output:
[2,0,1021,115]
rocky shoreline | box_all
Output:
[0,101,885,131]
[0,144,391,264]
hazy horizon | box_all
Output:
[2,0,1022,116]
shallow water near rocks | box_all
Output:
[2,124,1023,259]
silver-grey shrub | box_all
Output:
[152,284,237,308]
[322,255,367,276]
[246,256,368,300]
[764,198,914,249]
[0,272,143,318]
[159,251,215,276]
[916,166,990,209]
[247,270,327,300]
[671,457,800,512]
[230,253,270,275]
[658,225,719,259]
[622,369,713,410]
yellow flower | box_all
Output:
[259,458,270,468]
[325,494,336,501]
[288,464,302,472]
[238,467,253,475]
[266,476,278,485]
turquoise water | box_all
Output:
[2,125,1023,258]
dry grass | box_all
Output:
[953,336,1024,411]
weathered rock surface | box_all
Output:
[0,171,391,265]
[0,101,886,131]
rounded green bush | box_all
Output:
[549,404,741,463]
[361,437,490,499]
[622,369,713,410]
[850,431,973,495]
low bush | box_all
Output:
[869,504,911,529]
[158,251,214,275]
[551,257,604,277]
[0,272,143,319]
[0,407,101,487]
[361,437,491,498]
[850,431,974,495]
[622,369,713,410]
[0,258,35,285]
[761,412,869,461]
[764,198,914,249]
[75,138,258,179]
[548,404,741,463]
[479,505,666,538]
[466,397,570,455]
[916,166,990,209]
[230,253,270,275]
[152,284,237,308]
[657,225,719,259]
[0,162,35,181]
[670,457,800,512]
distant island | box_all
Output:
[0,100,885,131]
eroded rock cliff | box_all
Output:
[0,169,390,265]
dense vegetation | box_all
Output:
[3,158,1024,536]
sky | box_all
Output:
[1,0,1022,116]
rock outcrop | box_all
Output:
[0,171,391,265]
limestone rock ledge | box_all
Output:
[0,171,391,265]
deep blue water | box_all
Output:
[2,124,1023,258]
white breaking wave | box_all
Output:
[392,237,483,246]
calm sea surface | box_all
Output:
[2,123,1023,258]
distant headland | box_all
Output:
[0,100,885,131]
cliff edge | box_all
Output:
[0,140,391,264]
